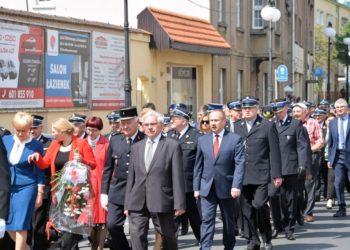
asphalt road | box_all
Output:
[51,196,350,250]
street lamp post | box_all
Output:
[124,0,132,106]
[261,1,281,104]
[324,22,336,101]
[343,37,350,102]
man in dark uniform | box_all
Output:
[168,106,201,241]
[29,115,53,250]
[105,110,121,141]
[234,96,282,250]
[225,100,242,133]
[101,106,144,250]
[269,99,310,241]
[69,113,87,139]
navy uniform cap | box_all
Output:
[119,106,138,120]
[319,99,330,106]
[207,103,223,111]
[163,114,171,124]
[271,98,288,112]
[313,108,326,116]
[227,100,242,110]
[169,103,187,111]
[241,96,259,108]
[32,115,44,127]
[170,107,190,120]
[107,110,120,122]
[303,100,312,108]
[69,113,86,124]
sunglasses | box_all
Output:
[201,120,209,125]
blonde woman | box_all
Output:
[3,112,44,250]
[28,118,96,250]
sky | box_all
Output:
[0,0,210,28]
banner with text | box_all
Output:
[0,22,44,108]
[45,30,90,108]
[91,32,125,110]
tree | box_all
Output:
[335,22,350,64]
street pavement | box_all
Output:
[51,196,350,249]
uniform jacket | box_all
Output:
[168,126,202,192]
[234,115,282,185]
[3,135,44,186]
[124,135,186,213]
[274,116,311,176]
[193,130,245,199]
[0,137,10,219]
[101,131,144,205]
[328,114,350,168]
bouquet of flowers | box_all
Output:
[50,159,93,236]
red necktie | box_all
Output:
[213,134,219,159]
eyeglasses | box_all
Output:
[335,106,347,109]
[86,127,99,133]
[201,120,209,125]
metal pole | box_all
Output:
[26,0,29,11]
[327,37,331,101]
[346,47,349,102]
[292,0,295,95]
[124,0,132,106]
[268,20,273,103]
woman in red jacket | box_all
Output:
[29,118,96,250]
[85,117,109,250]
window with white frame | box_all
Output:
[326,14,334,25]
[252,0,263,29]
[316,10,324,25]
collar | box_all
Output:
[129,130,139,141]
[178,125,189,138]
[213,129,225,138]
[147,132,162,144]
[14,134,33,145]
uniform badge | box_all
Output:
[185,134,189,139]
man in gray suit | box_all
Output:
[124,111,186,250]
[194,109,245,250]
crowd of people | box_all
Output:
[0,96,349,250]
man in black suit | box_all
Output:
[234,96,282,250]
[269,99,310,241]
[124,111,186,250]
[29,115,53,250]
[0,136,10,239]
[101,106,144,250]
[168,106,202,241]
[69,113,87,139]
[104,110,121,141]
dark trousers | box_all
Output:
[176,192,201,241]
[128,208,177,250]
[200,185,236,250]
[241,184,272,246]
[297,178,306,219]
[315,159,329,200]
[61,232,80,250]
[0,232,15,250]
[327,167,336,200]
[304,153,320,216]
[334,151,350,208]
[269,175,298,233]
[107,203,130,250]
[29,198,51,250]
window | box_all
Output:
[326,14,334,26]
[218,0,224,23]
[219,69,226,103]
[316,10,324,25]
[237,70,243,99]
[236,0,242,28]
[341,17,348,27]
[252,0,263,29]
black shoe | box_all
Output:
[333,209,346,217]
[245,244,260,250]
[285,232,296,240]
[272,229,283,239]
[263,241,273,250]
[181,226,189,235]
[297,216,304,226]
